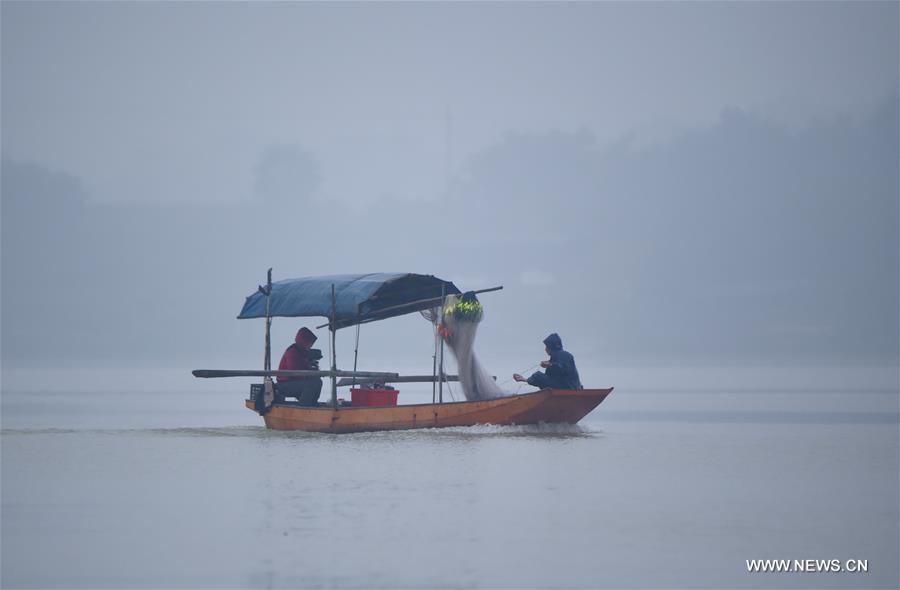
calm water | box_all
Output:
[2,375,898,589]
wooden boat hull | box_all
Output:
[245,388,613,433]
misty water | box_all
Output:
[2,366,897,589]
[3,2,897,588]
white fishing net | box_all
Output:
[424,294,506,401]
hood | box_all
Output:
[543,332,563,351]
[295,327,318,348]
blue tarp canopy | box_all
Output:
[238,273,461,329]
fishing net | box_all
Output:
[425,293,506,401]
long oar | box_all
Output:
[336,375,464,387]
[192,369,400,379]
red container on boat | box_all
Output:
[351,387,399,407]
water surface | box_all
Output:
[2,377,898,589]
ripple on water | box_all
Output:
[2,422,600,440]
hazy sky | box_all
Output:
[2,1,898,376]
[3,1,896,206]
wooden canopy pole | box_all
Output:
[438,283,445,404]
[432,323,438,404]
[261,268,274,411]
[262,268,273,371]
[330,284,338,409]
[351,320,361,389]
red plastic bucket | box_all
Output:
[350,388,399,407]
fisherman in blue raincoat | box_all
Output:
[513,333,583,390]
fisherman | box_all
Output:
[277,327,323,406]
[513,332,583,390]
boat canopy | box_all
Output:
[237,273,461,329]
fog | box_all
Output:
[2,2,897,388]
[2,6,898,587]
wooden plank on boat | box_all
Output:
[192,369,399,379]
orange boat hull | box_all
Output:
[245,388,613,433]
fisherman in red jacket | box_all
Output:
[277,327,323,405]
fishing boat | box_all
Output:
[193,271,613,433]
